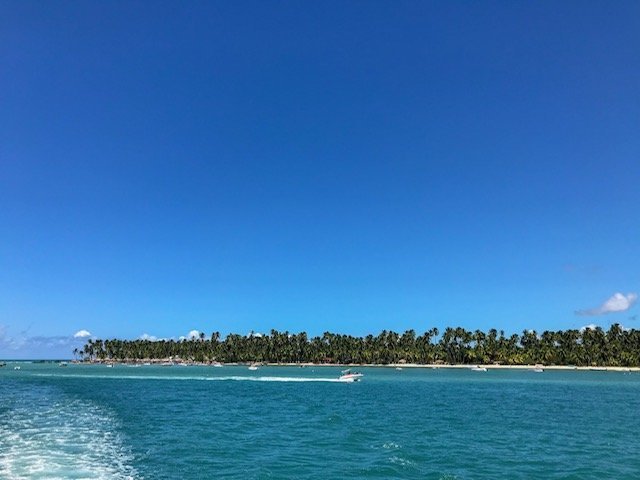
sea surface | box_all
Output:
[1,363,639,479]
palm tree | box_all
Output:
[77,325,640,367]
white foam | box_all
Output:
[32,373,347,383]
[0,386,139,480]
[389,455,416,468]
[218,375,347,383]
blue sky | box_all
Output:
[1,1,639,358]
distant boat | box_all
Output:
[106,364,113,368]
[0,362,6,367]
[14,366,21,370]
[395,367,403,371]
[470,365,487,372]
[532,364,544,373]
[339,369,363,382]
[248,364,260,371]
[59,362,68,367]
[212,362,223,368]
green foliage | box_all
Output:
[78,324,640,366]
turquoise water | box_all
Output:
[1,364,640,479]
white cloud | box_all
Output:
[576,292,638,316]
[139,333,158,341]
[0,326,27,350]
[73,329,92,338]
[579,324,598,332]
[179,330,202,341]
[0,327,89,359]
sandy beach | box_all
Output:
[79,359,640,372]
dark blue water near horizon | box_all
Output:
[2,364,639,479]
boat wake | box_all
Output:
[33,373,353,383]
[224,375,351,383]
[0,384,139,480]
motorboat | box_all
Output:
[211,362,223,367]
[532,364,544,373]
[470,365,487,372]
[248,364,260,371]
[339,369,363,382]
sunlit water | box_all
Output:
[1,363,639,479]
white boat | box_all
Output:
[59,362,68,367]
[470,365,487,372]
[395,367,403,371]
[532,364,544,373]
[212,362,223,368]
[14,366,21,370]
[339,369,363,382]
[248,364,259,371]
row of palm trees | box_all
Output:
[76,324,640,366]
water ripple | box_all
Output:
[0,383,139,480]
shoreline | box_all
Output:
[69,360,640,372]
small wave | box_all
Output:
[31,373,349,383]
[389,455,416,468]
[0,385,139,480]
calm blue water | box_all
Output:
[1,364,639,479]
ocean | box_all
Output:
[1,363,639,479]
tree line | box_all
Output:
[75,324,640,366]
